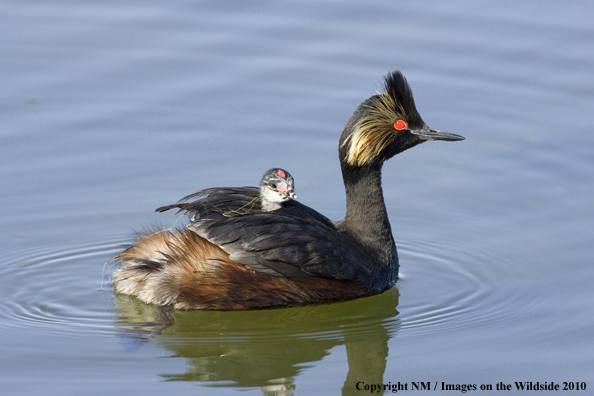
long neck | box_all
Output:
[338,164,397,270]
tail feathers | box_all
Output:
[111,227,230,307]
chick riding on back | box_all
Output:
[112,71,464,310]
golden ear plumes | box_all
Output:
[341,88,407,167]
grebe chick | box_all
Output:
[259,168,296,211]
[112,70,464,310]
[153,168,296,218]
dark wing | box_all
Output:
[187,207,375,282]
[156,187,263,218]
[157,187,374,281]
[269,199,335,226]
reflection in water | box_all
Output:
[113,288,400,395]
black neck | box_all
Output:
[338,164,397,271]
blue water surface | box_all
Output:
[1,1,593,395]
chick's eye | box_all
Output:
[394,119,407,130]
[270,183,277,189]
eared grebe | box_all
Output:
[112,71,464,310]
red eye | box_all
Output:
[394,120,407,130]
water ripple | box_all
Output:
[0,240,124,336]
[0,230,540,345]
[395,233,544,338]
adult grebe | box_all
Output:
[112,71,464,310]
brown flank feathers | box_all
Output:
[113,228,367,310]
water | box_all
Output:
[1,1,593,394]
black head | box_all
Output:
[260,168,297,204]
[339,70,464,168]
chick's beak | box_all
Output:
[276,184,297,200]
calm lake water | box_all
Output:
[1,1,593,395]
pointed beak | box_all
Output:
[283,189,297,200]
[277,184,297,200]
[411,126,465,141]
